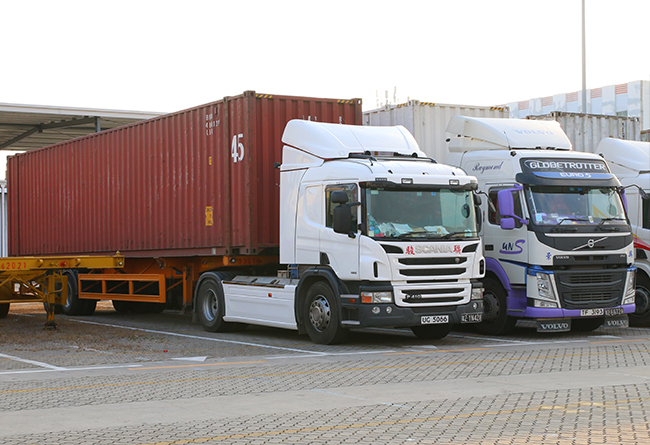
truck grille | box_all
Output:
[554,270,625,309]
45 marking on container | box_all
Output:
[232,134,245,163]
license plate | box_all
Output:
[421,315,449,325]
[461,313,482,323]
[581,308,604,317]
[605,307,624,317]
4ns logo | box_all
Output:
[499,239,525,254]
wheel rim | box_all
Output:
[202,288,218,322]
[482,290,500,323]
[634,286,650,316]
[309,295,331,332]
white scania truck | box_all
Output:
[598,138,650,326]
[243,120,485,343]
[445,116,636,334]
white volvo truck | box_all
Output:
[214,120,485,344]
[598,138,650,326]
[445,116,635,334]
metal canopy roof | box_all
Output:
[0,102,164,151]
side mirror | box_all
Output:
[473,193,482,206]
[500,217,516,230]
[497,187,528,226]
[333,205,353,235]
[497,189,516,217]
[475,206,482,232]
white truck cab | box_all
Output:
[220,120,485,344]
[446,116,636,334]
[598,138,650,326]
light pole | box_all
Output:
[581,0,587,114]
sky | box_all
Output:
[1,0,649,115]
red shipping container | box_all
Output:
[8,91,362,257]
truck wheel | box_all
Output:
[61,271,96,316]
[0,303,9,318]
[411,323,452,340]
[112,300,132,313]
[304,281,348,344]
[195,273,239,332]
[572,317,603,332]
[476,277,516,336]
[629,274,650,327]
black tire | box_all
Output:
[61,271,96,316]
[411,323,452,340]
[112,300,132,313]
[572,317,603,332]
[0,303,9,318]
[630,273,650,327]
[476,277,516,335]
[303,281,348,345]
[195,272,239,332]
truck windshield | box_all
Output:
[525,185,627,227]
[364,188,478,239]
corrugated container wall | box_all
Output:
[8,91,362,257]
[526,112,641,153]
[363,101,509,162]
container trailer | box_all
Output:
[446,116,636,334]
[7,91,485,343]
[597,138,650,326]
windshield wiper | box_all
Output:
[442,231,476,239]
[395,231,441,239]
[598,217,626,232]
[551,217,588,232]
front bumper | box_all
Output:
[343,299,484,328]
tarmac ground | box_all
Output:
[2,301,650,444]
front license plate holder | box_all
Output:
[461,313,482,323]
[421,315,449,325]
[581,308,604,317]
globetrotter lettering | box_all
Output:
[523,160,607,172]
[405,245,461,255]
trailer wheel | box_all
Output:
[61,271,96,316]
[629,274,650,327]
[195,273,241,333]
[303,281,348,345]
[572,317,603,332]
[0,303,9,318]
[411,323,452,340]
[112,300,131,313]
[476,277,516,336]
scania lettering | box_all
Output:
[445,116,635,334]
[598,138,650,326]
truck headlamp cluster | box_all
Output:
[535,272,557,300]
[361,291,393,304]
[471,288,483,300]
[623,272,636,305]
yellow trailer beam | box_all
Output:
[0,254,124,327]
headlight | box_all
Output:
[361,291,393,304]
[534,299,558,308]
[471,287,483,300]
[536,272,555,299]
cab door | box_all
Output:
[319,184,360,280]
[485,184,529,285]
